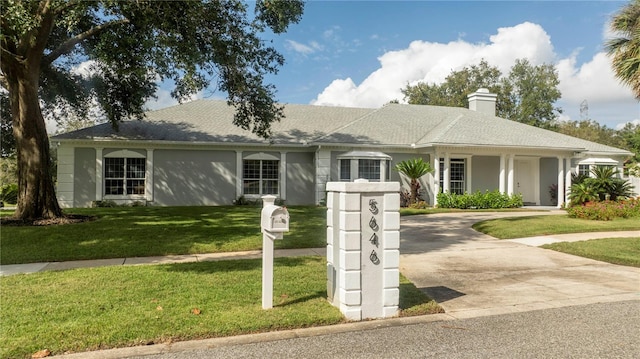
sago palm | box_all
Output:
[395,158,433,205]
[568,182,598,206]
[606,0,640,99]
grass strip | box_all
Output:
[472,215,640,239]
[542,237,640,267]
[0,256,441,358]
[0,206,326,264]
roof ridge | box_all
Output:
[310,106,380,142]
[424,113,464,144]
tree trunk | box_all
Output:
[410,179,418,204]
[6,63,62,221]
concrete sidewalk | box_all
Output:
[0,247,326,276]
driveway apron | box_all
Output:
[399,212,640,319]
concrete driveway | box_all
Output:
[399,212,640,319]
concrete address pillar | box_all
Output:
[326,180,400,321]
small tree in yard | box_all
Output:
[0,0,304,221]
[395,158,433,205]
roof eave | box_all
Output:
[53,137,315,148]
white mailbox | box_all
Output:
[261,195,290,309]
[261,205,289,238]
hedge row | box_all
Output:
[436,190,523,209]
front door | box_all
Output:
[515,159,537,205]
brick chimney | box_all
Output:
[467,88,497,116]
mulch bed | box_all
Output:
[0,214,95,226]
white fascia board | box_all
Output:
[53,138,315,149]
[415,142,587,152]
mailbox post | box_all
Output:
[261,195,289,309]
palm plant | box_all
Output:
[571,172,589,185]
[609,178,636,200]
[590,166,619,200]
[395,158,433,205]
[570,166,635,204]
[605,0,640,99]
[568,182,598,205]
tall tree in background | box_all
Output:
[502,59,562,129]
[401,60,514,117]
[556,119,626,149]
[606,0,640,99]
[618,122,640,168]
[0,0,304,221]
[402,59,562,129]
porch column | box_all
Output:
[507,155,514,196]
[280,152,287,200]
[95,147,103,201]
[146,149,154,203]
[565,158,572,206]
[499,154,506,193]
[433,153,440,206]
[235,151,242,199]
[466,157,472,193]
[315,149,331,205]
[557,156,564,208]
[380,159,387,182]
[443,152,450,193]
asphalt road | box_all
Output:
[131,300,640,359]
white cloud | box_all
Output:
[615,119,640,130]
[557,52,633,104]
[285,39,323,55]
[72,60,99,78]
[311,21,637,130]
[312,22,556,108]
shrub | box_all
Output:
[409,201,429,209]
[92,200,118,208]
[0,183,18,204]
[567,198,640,221]
[436,190,523,209]
[568,182,598,206]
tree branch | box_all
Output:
[43,18,130,65]
[16,0,52,55]
[51,0,85,16]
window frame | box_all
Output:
[242,159,280,196]
[337,151,392,182]
[439,158,466,195]
[103,155,146,198]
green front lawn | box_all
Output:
[1,206,325,265]
[542,237,640,267]
[472,215,640,239]
[0,256,441,358]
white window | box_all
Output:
[337,151,391,182]
[578,164,590,176]
[358,159,381,180]
[104,157,146,195]
[577,158,620,178]
[440,158,466,195]
[339,159,351,181]
[243,159,279,195]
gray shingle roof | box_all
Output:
[53,99,631,155]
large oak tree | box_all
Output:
[0,0,304,221]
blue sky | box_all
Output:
[149,1,639,130]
